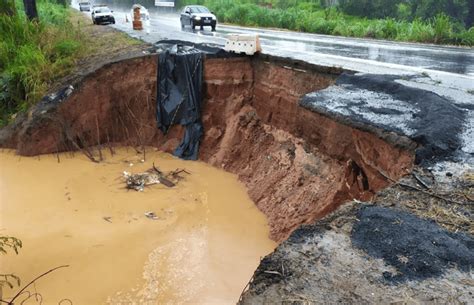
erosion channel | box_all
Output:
[0,48,419,303]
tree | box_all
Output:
[408,0,468,24]
[320,0,338,8]
[465,0,473,27]
[0,0,16,16]
[338,0,404,19]
[57,0,68,7]
[23,0,39,21]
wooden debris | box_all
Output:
[168,169,191,182]
[123,165,190,191]
[144,211,159,220]
[376,168,469,206]
[412,172,431,189]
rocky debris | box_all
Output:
[144,211,159,220]
[241,163,473,303]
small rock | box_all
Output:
[144,211,159,220]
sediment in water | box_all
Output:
[0,148,275,304]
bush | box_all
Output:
[432,13,452,43]
[451,27,474,45]
[53,39,81,58]
[381,19,399,39]
[407,18,435,42]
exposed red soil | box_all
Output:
[0,55,414,241]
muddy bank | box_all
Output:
[0,52,414,241]
[239,158,473,303]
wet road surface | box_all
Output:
[217,23,474,76]
[74,3,472,93]
[75,0,473,78]
[109,10,473,77]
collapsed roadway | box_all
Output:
[0,38,472,303]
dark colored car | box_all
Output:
[91,6,115,25]
[180,5,217,31]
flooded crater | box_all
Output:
[0,148,275,304]
[0,54,414,241]
[0,51,418,303]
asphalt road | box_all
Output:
[102,9,473,74]
[74,2,474,85]
[74,0,474,78]
[152,15,474,76]
[92,8,471,86]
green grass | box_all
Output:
[180,0,474,46]
[0,0,84,126]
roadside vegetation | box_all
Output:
[0,0,82,126]
[0,0,141,127]
[178,0,474,46]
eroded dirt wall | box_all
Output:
[0,55,414,241]
[7,56,157,156]
[205,58,414,240]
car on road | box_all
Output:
[91,6,115,25]
[79,2,91,12]
[180,5,217,31]
[79,2,92,12]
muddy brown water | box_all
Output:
[0,148,275,304]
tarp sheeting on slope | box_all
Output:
[157,44,204,160]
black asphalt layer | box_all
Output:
[351,206,474,282]
[301,73,467,165]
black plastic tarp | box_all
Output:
[157,44,204,160]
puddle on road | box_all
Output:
[0,148,275,304]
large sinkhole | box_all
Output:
[0,52,415,303]
[2,53,414,240]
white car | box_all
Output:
[79,2,91,11]
[91,6,115,25]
